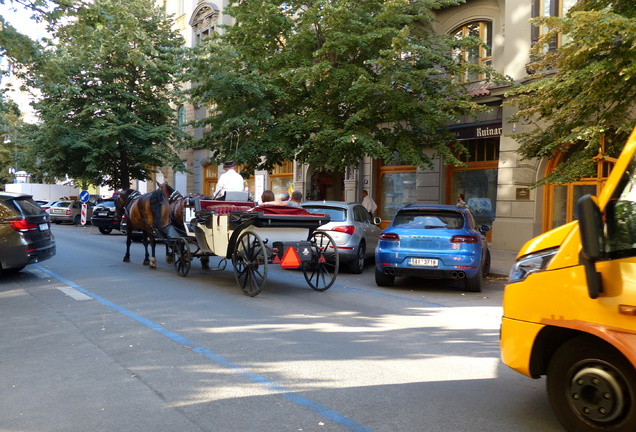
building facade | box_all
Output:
[160,0,588,251]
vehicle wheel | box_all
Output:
[98,226,113,235]
[73,214,81,225]
[464,266,482,292]
[303,232,339,291]
[54,220,61,224]
[348,242,366,274]
[482,250,491,276]
[173,237,192,277]
[232,231,268,297]
[375,267,395,287]
[547,337,636,432]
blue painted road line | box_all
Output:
[34,265,376,432]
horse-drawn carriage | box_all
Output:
[170,197,339,296]
[116,185,339,297]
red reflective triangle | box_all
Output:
[272,254,281,264]
[281,246,301,269]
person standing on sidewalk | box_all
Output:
[361,190,377,218]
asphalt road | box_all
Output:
[0,224,563,432]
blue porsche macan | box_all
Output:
[375,205,491,292]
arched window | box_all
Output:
[189,2,219,45]
[452,21,492,83]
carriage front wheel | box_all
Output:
[303,232,339,291]
[173,237,191,277]
[232,231,268,297]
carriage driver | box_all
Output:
[214,161,244,200]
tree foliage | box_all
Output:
[182,0,505,174]
[23,0,186,189]
[507,0,636,185]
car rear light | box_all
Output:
[333,225,355,236]
[379,232,400,241]
[450,235,478,244]
[9,219,38,232]
[65,209,71,216]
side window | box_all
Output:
[355,206,369,224]
[605,157,636,258]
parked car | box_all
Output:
[36,200,57,212]
[301,200,382,273]
[49,200,94,225]
[91,200,121,234]
[0,192,56,273]
[375,204,490,292]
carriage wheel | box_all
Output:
[303,232,339,291]
[173,237,191,277]
[232,231,268,297]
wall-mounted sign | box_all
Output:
[516,187,530,200]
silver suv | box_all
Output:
[301,201,381,274]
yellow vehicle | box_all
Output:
[501,127,636,432]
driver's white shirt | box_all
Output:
[214,169,244,198]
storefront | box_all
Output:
[448,122,501,235]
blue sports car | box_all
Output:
[375,205,491,292]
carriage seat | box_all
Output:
[196,200,255,226]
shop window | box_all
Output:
[452,21,493,83]
[544,145,616,230]
[270,161,294,200]
[447,137,499,238]
[203,163,218,197]
[377,158,416,228]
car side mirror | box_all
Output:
[576,194,604,299]
[479,224,490,234]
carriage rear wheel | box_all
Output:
[232,231,268,297]
[173,237,191,277]
[303,232,339,291]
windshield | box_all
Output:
[303,207,347,222]
[393,210,464,229]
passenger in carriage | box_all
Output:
[259,190,303,208]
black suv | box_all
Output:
[0,192,56,273]
[91,200,121,234]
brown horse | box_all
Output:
[115,187,171,269]
[157,181,211,269]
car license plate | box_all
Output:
[39,223,49,231]
[409,258,438,267]
[98,212,107,216]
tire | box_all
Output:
[375,267,395,287]
[547,337,636,432]
[73,214,81,225]
[464,265,482,292]
[98,226,113,235]
[348,242,366,274]
[482,250,491,276]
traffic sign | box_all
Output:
[79,190,90,203]
[81,203,87,225]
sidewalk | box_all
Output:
[489,248,518,277]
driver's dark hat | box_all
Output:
[223,161,235,169]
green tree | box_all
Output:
[0,94,21,186]
[507,0,636,185]
[182,0,505,174]
[25,0,186,190]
